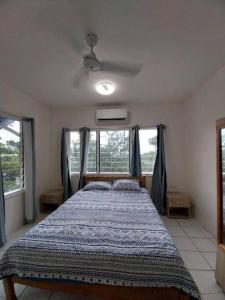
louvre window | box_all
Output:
[0,118,23,194]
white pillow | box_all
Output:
[112,179,141,191]
[83,181,112,191]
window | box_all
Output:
[0,118,22,193]
[69,128,157,174]
[139,128,157,174]
[70,131,97,173]
[70,131,80,173]
[100,130,129,173]
[87,131,97,172]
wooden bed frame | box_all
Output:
[83,174,147,188]
[3,175,190,300]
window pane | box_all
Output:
[100,130,129,173]
[70,131,80,173]
[140,129,157,173]
[87,131,97,172]
[0,120,21,193]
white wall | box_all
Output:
[185,66,225,236]
[51,101,187,193]
[4,192,24,237]
[0,80,51,236]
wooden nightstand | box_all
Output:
[166,192,191,219]
[40,188,63,214]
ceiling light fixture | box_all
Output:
[95,81,115,95]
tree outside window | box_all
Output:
[70,128,157,174]
[0,120,22,193]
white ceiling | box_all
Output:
[0,0,225,106]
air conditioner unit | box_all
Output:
[96,108,128,122]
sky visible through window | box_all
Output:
[139,129,156,154]
[0,121,20,143]
[140,129,157,173]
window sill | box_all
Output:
[4,189,24,199]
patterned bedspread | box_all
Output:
[0,189,200,299]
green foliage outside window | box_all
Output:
[100,130,129,173]
[0,138,21,193]
[70,129,157,174]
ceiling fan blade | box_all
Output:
[37,7,85,56]
[100,61,142,78]
[74,67,89,88]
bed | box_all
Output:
[0,175,200,300]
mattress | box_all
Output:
[0,188,200,299]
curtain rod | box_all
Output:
[69,125,160,131]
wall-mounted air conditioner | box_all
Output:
[96,109,128,122]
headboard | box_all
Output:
[83,175,147,188]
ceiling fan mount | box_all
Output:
[83,33,101,72]
[86,33,98,48]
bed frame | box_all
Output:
[3,175,190,300]
[83,174,147,188]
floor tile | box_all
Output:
[202,293,225,300]
[182,225,207,238]
[166,224,187,237]
[172,237,198,251]
[19,287,52,300]
[162,217,179,226]
[14,284,27,298]
[202,252,217,270]
[210,238,217,246]
[0,282,26,298]
[190,270,223,294]
[177,219,199,227]
[0,283,4,298]
[50,291,93,300]
[178,220,214,239]
[191,238,216,252]
[199,227,214,239]
[9,224,34,240]
[180,251,211,270]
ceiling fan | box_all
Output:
[74,33,142,88]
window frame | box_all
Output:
[70,128,130,175]
[0,116,24,196]
[70,127,157,176]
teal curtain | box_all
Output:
[0,155,6,247]
[78,127,90,189]
[22,118,37,222]
[130,125,142,176]
[61,128,73,202]
[151,124,167,214]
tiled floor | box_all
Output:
[0,217,224,300]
